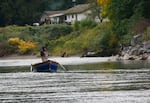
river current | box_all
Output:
[0,58,150,103]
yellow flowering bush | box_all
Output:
[8,37,37,54]
[18,41,37,54]
[8,37,21,45]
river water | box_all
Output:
[0,58,150,103]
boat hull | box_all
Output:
[31,60,59,72]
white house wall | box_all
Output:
[50,17,60,24]
[65,14,76,23]
[46,9,102,24]
[77,13,87,21]
[65,13,87,23]
[65,10,91,24]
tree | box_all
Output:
[0,0,50,26]
[97,0,110,18]
[48,0,87,10]
[107,0,150,38]
[0,0,88,26]
[86,0,102,22]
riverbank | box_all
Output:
[118,40,150,60]
[0,55,116,67]
[0,54,39,60]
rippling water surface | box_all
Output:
[0,60,150,103]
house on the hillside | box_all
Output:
[40,11,64,24]
[49,12,64,24]
[64,3,96,24]
[40,4,102,24]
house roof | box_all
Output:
[64,4,91,14]
[44,11,63,16]
[40,3,91,22]
[40,11,64,22]
[49,13,64,18]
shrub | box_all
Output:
[40,24,73,40]
[0,41,13,57]
[73,18,97,31]
[18,41,37,54]
[8,37,21,45]
[8,37,37,54]
[80,18,97,28]
[73,21,80,31]
[144,26,150,41]
[91,23,118,56]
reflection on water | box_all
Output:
[0,60,150,103]
[0,66,30,73]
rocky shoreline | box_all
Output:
[119,40,150,60]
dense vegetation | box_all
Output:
[0,24,73,56]
[0,0,48,26]
[0,0,86,26]
[0,0,149,57]
[0,19,99,56]
[107,0,150,45]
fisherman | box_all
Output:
[40,46,49,62]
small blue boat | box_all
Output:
[31,60,59,72]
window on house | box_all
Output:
[72,14,74,18]
[64,16,67,20]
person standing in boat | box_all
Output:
[40,46,49,62]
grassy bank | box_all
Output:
[0,19,149,57]
[0,19,101,57]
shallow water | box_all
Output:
[0,60,150,103]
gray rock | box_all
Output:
[143,40,150,49]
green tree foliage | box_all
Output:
[0,24,69,56]
[73,18,97,31]
[0,0,87,26]
[107,0,150,39]
[48,0,87,10]
[0,0,50,26]
[91,23,118,56]
[86,0,102,22]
